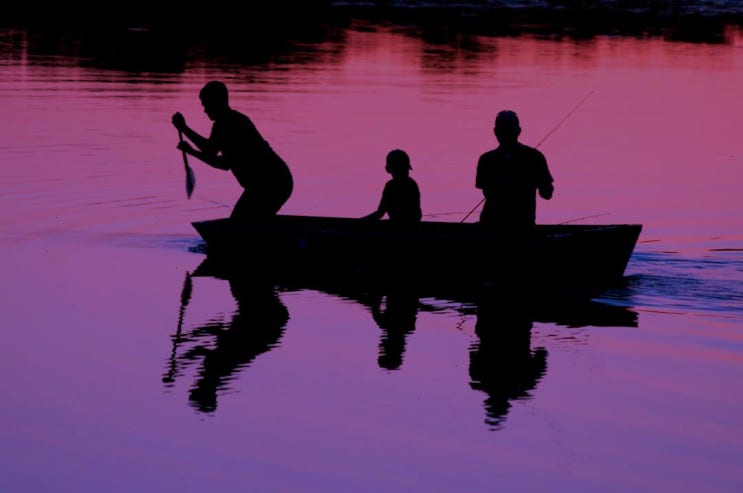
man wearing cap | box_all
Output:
[475,110,554,233]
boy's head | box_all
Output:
[385,149,412,176]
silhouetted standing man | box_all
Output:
[475,110,554,233]
[172,80,293,220]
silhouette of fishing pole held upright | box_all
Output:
[461,91,594,223]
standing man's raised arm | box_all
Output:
[171,111,229,171]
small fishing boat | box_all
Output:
[192,214,642,290]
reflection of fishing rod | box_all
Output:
[460,90,594,223]
[163,270,193,385]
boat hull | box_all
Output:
[192,215,642,289]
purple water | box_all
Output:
[0,15,741,493]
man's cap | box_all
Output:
[495,110,520,130]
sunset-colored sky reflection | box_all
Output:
[0,21,742,493]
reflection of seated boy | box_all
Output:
[362,149,422,226]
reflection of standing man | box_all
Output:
[166,275,289,413]
[475,110,554,233]
[468,288,548,429]
[190,276,289,413]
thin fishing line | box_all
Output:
[558,212,610,225]
[533,90,594,149]
[206,199,233,209]
[422,211,469,217]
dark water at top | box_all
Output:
[1,6,742,492]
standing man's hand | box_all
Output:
[172,112,187,132]
[539,183,554,200]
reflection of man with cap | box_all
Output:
[475,110,554,232]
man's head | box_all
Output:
[199,80,229,120]
[494,110,521,145]
[385,149,412,176]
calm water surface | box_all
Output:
[1,18,742,493]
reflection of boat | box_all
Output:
[193,253,638,328]
[190,258,638,427]
[192,215,642,288]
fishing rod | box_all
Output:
[558,212,610,225]
[422,211,469,218]
[459,90,594,223]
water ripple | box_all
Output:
[600,250,743,319]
